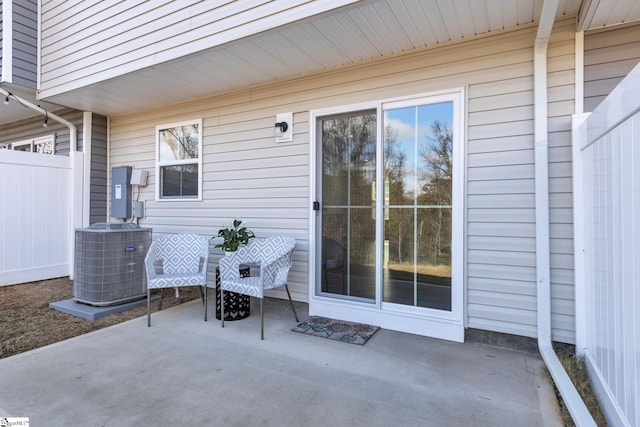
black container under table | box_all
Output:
[215,265,251,321]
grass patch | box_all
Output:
[553,344,608,426]
[386,263,451,277]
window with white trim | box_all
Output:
[4,135,55,153]
[33,136,55,154]
[12,140,33,152]
[156,119,203,200]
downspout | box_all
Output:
[533,2,595,426]
[0,88,82,280]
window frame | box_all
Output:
[155,119,203,201]
[33,135,55,154]
[5,135,55,153]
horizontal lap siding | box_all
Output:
[547,20,576,344]
[110,20,575,342]
[0,6,2,79]
[111,105,311,301]
[468,18,575,342]
[11,0,37,88]
[466,26,537,339]
[584,22,640,112]
[90,114,108,224]
[39,0,356,96]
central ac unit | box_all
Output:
[74,223,152,306]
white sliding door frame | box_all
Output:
[308,88,465,342]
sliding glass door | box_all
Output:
[318,110,377,302]
[382,101,453,311]
[314,91,462,334]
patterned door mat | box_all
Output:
[291,316,379,345]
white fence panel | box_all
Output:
[575,63,640,427]
[0,150,73,285]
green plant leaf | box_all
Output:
[214,219,255,251]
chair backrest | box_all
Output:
[220,236,295,288]
[251,236,295,289]
[264,236,295,288]
[244,235,296,264]
[148,234,209,274]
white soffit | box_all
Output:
[37,0,639,116]
[578,0,640,31]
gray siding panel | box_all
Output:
[585,22,640,112]
[11,0,38,88]
[90,114,108,224]
[0,5,4,80]
[59,110,84,155]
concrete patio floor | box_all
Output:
[0,297,562,426]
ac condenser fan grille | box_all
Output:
[73,224,151,306]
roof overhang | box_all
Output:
[5,0,640,121]
[0,82,68,125]
[577,0,640,31]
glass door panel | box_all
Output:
[383,102,453,311]
[319,111,377,302]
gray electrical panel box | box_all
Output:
[111,166,132,219]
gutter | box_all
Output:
[533,1,595,426]
[0,88,82,279]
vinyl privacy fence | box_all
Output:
[574,63,640,427]
[0,149,74,285]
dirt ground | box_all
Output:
[0,277,200,359]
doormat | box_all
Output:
[291,316,379,345]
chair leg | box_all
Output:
[204,285,208,321]
[199,285,205,305]
[285,284,299,322]
[158,288,165,311]
[260,298,264,340]
[221,288,225,328]
[147,288,151,327]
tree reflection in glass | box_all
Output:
[320,112,376,300]
[383,103,453,311]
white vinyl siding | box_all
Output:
[466,18,576,342]
[584,21,640,112]
[110,18,576,342]
[38,0,357,98]
[547,20,578,344]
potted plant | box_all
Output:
[214,218,255,252]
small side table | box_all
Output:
[215,265,251,321]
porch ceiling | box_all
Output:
[11,0,640,120]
